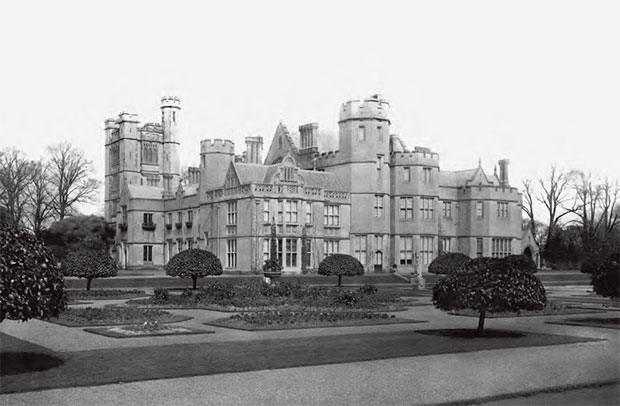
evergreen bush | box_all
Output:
[318,254,364,287]
[428,253,471,274]
[165,249,223,289]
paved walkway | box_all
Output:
[1,296,618,405]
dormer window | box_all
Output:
[280,156,298,183]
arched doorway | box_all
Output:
[523,246,533,260]
[374,250,383,273]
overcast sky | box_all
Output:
[1,0,618,218]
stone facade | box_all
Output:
[104,95,537,273]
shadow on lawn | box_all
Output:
[416,329,525,338]
[1,352,64,375]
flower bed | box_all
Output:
[85,321,214,338]
[207,310,424,331]
[127,281,404,312]
[67,289,148,300]
[47,307,191,327]
[450,302,605,318]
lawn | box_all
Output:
[47,307,191,327]
[0,329,599,394]
[449,302,605,318]
[67,289,148,300]
[546,317,620,330]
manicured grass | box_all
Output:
[546,317,620,330]
[0,330,599,394]
[67,289,148,300]
[207,311,424,331]
[0,334,64,375]
[449,302,605,318]
[47,307,191,327]
[85,326,215,338]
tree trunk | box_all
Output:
[476,309,486,336]
[192,276,197,290]
[338,275,342,287]
[86,277,93,291]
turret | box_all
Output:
[245,136,263,164]
[200,139,235,193]
[338,94,391,161]
[160,96,181,193]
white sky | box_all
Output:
[1,0,618,219]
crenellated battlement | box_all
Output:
[161,96,181,109]
[118,112,139,123]
[141,122,163,134]
[390,146,440,167]
[314,150,342,167]
[200,138,235,155]
[339,94,390,123]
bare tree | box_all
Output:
[25,160,55,236]
[521,179,537,243]
[537,166,572,244]
[47,142,101,220]
[599,179,620,242]
[567,171,605,255]
[0,148,33,226]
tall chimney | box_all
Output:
[245,136,263,164]
[299,123,318,150]
[498,159,510,187]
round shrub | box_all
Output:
[591,253,619,299]
[153,288,170,303]
[500,255,537,273]
[580,257,599,274]
[359,284,378,295]
[62,248,118,291]
[318,254,364,286]
[433,256,546,335]
[166,249,223,289]
[428,253,471,274]
[1,223,68,322]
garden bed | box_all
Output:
[449,302,605,318]
[85,323,214,338]
[546,317,620,329]
[67,289,148,300]
[206,310,423,331]
[47,307,191,327]
[127,281,404,313]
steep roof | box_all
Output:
[126,184,162,199]
[263,122,300,165]
[233,163,270,184]
[299,169,345,191]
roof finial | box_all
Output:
[478,157,482,168]
[494,164,497,176]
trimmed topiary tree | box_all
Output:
[318,254,364,287]
[62,246,118,291]
[591,253,619,299]
[1,223,68,322]
[166,249,223,289]
[428,253,471,274]
[432,256,546,336]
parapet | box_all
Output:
[161,96,181,110]
[105,118,119,130]
[200,138,235,155]
[339,94,390,123]
[390,146,440,167]
[118,112,139,123]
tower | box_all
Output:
[199,139,235,197]
[161,96,181,193]
[337,95,392,268]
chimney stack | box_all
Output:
[245,136,263,164]
[498,159,510,187]
[299,123,319,150]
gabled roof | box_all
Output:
[263,122,300,165]
[440,167,499,187]
[232,163,270,184]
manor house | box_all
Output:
[104,95,537,274]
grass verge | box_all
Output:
[0,329,599,394]
[546,317,620,330]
